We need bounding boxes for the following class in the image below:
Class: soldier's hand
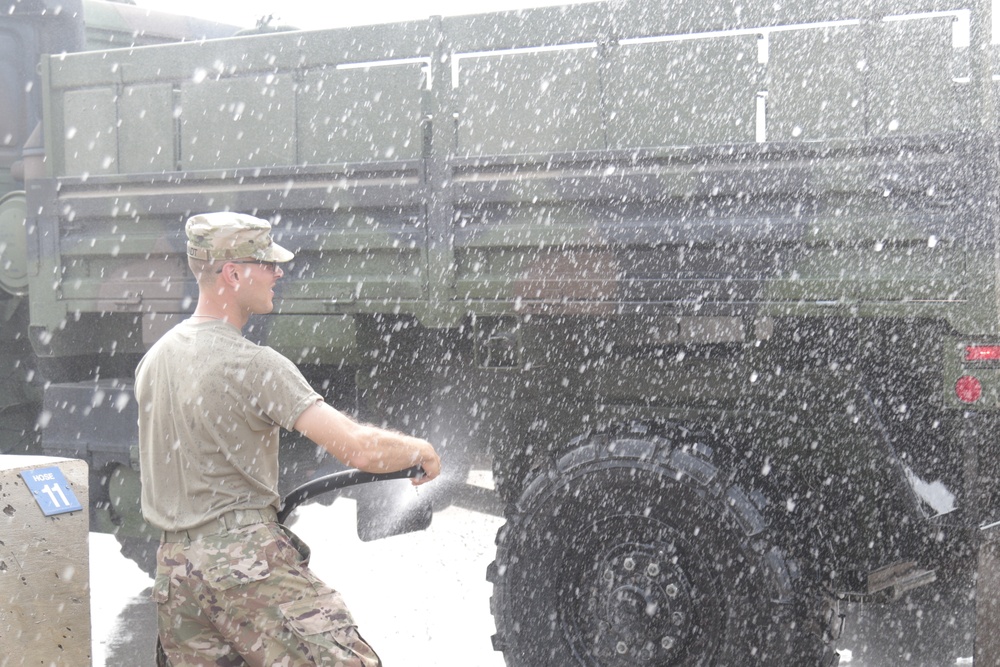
[413,442,441,485]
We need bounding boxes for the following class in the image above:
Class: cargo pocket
[279,592,381,667]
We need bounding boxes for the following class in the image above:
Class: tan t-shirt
[135,319,321,531]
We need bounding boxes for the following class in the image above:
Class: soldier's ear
[217,262,241,287]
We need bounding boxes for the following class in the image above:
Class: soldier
[136,211,441,666]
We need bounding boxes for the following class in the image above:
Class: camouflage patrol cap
[185,212,294,262]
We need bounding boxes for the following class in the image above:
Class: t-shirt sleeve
[245,347,322,430]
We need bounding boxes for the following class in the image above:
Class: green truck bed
[25,1,995,363]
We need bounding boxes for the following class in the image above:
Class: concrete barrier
[0,456,90,667]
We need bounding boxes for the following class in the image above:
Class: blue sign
[20,466,83,516]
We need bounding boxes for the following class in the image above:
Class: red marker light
[965,346,1000,362]
[956,375,982,403]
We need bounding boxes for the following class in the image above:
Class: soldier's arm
[293,400,441,485]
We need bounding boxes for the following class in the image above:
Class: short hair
[187,255,220,285]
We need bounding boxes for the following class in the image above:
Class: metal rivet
[672,611,685,625]
[623,557,636,571]
[665,583,679,598]
[646,563,660,577]
[616,642,628,654]
[661,636,676,650]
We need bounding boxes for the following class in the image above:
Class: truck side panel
[31,6,987,346]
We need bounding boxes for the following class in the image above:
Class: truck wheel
[108,464,158,578]
[116,534,158,579]
[488,435,840,666]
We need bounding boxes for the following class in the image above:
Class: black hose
[278,465,424,523]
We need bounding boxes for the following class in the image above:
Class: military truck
[1,1,237,448]
[5,0,1000,664]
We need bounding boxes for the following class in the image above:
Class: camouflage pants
[153,521,382,667]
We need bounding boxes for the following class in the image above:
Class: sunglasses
[216,260,280,273]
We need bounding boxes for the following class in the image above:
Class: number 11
[42,483,70,508]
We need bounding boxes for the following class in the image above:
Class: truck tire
[108,464,158,578]
[116,534,158,579]
[488,434,840,666]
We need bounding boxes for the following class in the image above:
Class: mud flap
[976,524,1000,661]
